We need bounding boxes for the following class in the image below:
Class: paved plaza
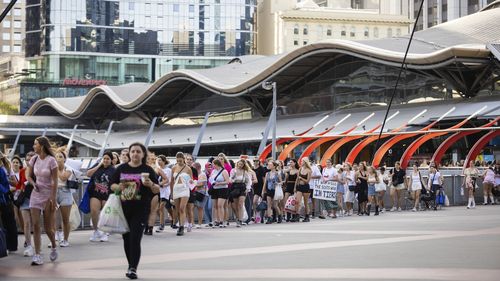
[1,206,500,281]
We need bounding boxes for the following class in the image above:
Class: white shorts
[345,190,355,203]
[173,184,190,199]
[411,183,422,191]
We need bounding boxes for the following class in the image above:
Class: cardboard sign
[313,181,337,201]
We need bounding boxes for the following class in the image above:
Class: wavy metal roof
[26,7,500,120]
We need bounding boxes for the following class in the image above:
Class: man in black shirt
[390,161,406,212]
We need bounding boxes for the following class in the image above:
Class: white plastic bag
[69,200,81,231]
[242,208,248,222]
[444,194,450,207]
[274,184,284,201]
[98,194,130,234]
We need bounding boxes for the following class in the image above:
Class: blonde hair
[236,159,251,172]
[217,153,229,164]
[301,158,312,170]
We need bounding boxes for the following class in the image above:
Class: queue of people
[1,136,499,279]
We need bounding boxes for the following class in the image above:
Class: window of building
[317,25,323,38]
[303,40,308,45]
[2,45,10,52]
[13,32,21,40]
[14,21,21,28]
[145,3,151,12]
[326,27,332,36]
[294,25,299,35]
[173,3,180,12]
[294,40,299,46]
[189,4,195,13]
[13,45,21,52]
[396,28,402,36]
[364,27,369,38]
[303,25,308,35]
[350,26,356,37]
[14,8,21,16]
[3,20,10,28]
[387,28,393,37]
[341,26,346,37]
[129,2,134,10]
[2,33,10,40]
[373,27,379,38]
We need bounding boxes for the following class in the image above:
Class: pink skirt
[29,186,53,210]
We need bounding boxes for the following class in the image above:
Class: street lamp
[262,81,277,160]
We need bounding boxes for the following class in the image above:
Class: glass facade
[24,0,257,83]
[277,56,454,116]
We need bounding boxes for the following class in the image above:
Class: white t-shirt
[309,165,322,189]
[428,171,441,186]
[346,170,356,186]
[321,167,337,182]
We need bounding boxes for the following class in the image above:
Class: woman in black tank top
[284,159,299,222]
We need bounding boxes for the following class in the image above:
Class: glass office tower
[21,0,256,113]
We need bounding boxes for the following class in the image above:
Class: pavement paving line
[54,227,500,270]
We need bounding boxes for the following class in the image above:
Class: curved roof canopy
[26,7,500,122]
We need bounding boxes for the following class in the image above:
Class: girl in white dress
[170,152,193,236]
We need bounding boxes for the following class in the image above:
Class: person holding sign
[291,158,312,222]
[319,159,338,218]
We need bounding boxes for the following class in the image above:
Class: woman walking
[375,167,388,213]
[252,159,266,223]
[170,152,193,236]
[26,136,58,265]
[229,159,252,227]
[209,159,230,228]
[155,155,172,232]
[10,156,24,237]
[110,142,160,279]
[15,152,35,256]
[86,151,116,242]
[428,165,444,210]
[262,160,283,224]
[344,163,356,216]
[53,150,76,247]
[292,158,312,222]
[406,164,425,212]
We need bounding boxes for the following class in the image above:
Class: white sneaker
[411,208,417,212]
[381,208,386,213]
[49,249,58,262]
[89,230,100,242]
[31,254,43,265]
[390,207,397,212]
[196,224,202,229]
[24,245,34,257]
[59,240,70,247]
[55,231,64,242]
[99,232,109,242]
[187,224,192,232]
[397,207,402,212]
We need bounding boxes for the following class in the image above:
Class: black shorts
[253,184,263,197]
[296,184,310,193]
[266,189,276,199]
[89,188,110,201]
[230,183,246,198]
[188,191,196,204]
[211,188,229,200]
[285,183,295,194]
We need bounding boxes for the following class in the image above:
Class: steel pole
[9,130,21,159]
[98,121,115,158]
[272,82,277,160]
[192,112,210,160]
[144,117,158,150]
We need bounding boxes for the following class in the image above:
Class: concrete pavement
[1,206,499,280]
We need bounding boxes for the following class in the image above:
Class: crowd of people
[1,136,499,279]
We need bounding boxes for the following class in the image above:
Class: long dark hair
[12,155,24,169]
[128,142,148,165]
[35,136,55,157]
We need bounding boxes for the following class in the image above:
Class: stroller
[420,188,436,210]
[422,185,446,210]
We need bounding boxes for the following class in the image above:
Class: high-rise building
[411,0,497,30]
[257,0,411,56]
[20,0,257,113]
[0,0,26,111]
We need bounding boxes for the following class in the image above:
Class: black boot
[265,217,273,224]
[176,226,184,236]
[291,214,299,222]
[286,213,291,222]
[278,215,283,223]
[144,226,153,235]
[366,204,371,216]
[375,205,379,216]
[303,215,310,222]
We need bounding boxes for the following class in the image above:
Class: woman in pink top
[482,166,496,205]
[218,153,232,227]
[26,136,58,265]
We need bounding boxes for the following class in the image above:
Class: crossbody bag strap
[174,165,187,183]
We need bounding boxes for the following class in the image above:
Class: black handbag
[14,184,33,207]
[195,191,205,202]
[66,170,79,189]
